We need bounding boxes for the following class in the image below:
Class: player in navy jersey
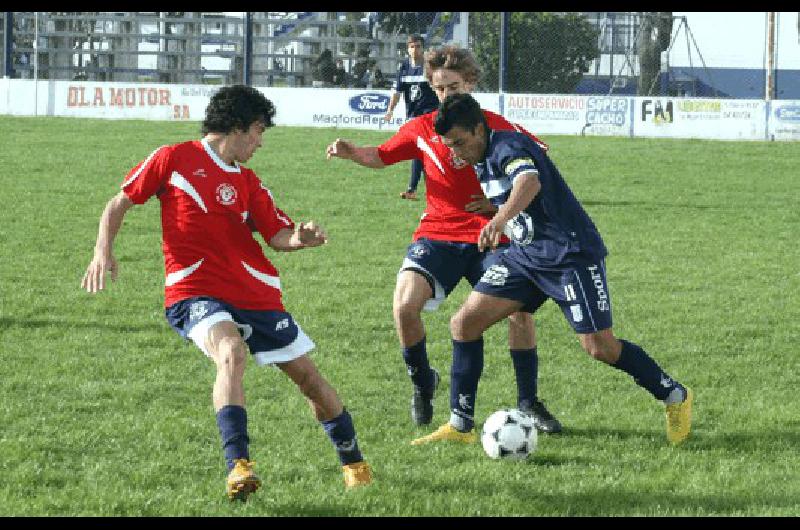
[383,34,440,201]
[327,46,562,438]
[81,85,372,501]
[411,93,693,447]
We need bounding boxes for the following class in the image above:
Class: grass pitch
[0,115,798,516]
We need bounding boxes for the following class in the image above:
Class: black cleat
[411,368,440,426]
[519,399,563,434]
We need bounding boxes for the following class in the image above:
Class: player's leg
[394,239,467,425]
[277,355,372,488]
[165,297,260,501]
[477,249,562,433]
[412,290,523,445]
[507,311,563,433]
[555,258,692,444]
[400,158,422,200]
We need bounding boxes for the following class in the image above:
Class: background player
[412,93,693,446]
[327,45,562,437]
[81,85,372,501]
[383,34,440,200]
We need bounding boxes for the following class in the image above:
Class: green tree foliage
[470,12,599,93]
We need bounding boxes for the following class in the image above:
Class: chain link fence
[1,12,798,99]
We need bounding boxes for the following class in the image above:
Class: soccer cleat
[226,459,262,502]
[342,461,373,489]
[411,368,440,426]
[400,190,419,200]
[519,399,563,434]
[410,422,477,446]
[665,386,693,444]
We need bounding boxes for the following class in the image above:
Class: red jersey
[121,139,294,310]
[377,110,548,243]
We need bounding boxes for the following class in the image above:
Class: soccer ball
[481,408,538,460]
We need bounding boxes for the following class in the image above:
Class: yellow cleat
[342,461,372,489]
[410,422,477,446]
[665,387,694,444]
[226,459,262,502]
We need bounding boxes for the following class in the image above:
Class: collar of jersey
[200,138,241,173]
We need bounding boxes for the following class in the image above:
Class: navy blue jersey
[474,130,607,264]
[393,59,439,118]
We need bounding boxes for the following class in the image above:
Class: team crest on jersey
[215,183,237,205]
[449,150,468,169]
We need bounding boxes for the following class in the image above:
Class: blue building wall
[576,67,800,99]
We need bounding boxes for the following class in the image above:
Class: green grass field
[1,115,798,516]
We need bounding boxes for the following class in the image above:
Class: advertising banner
[632,97,766,140]
[768,100,800,141]
[503,94,589,135]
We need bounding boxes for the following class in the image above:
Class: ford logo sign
[776,105,800,122]
[349,93,390,114]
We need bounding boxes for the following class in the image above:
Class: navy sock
[408,159,423,191]
[449,338,485,432]
[321,409,364,466]
[216,405,250,471]
[510,348,539,407]
[612,339,681,401]
[402,337,434,391]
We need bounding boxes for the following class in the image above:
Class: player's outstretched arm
[81,191,135,293]
[325,138,386,169]
[268,222,328,252]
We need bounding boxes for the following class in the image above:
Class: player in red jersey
[81,85,371,501]
[326,46,562,437]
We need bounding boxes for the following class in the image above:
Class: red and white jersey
[121,139,294,310]
[377,110,548,243]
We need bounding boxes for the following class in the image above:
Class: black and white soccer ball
[481,408,538,460]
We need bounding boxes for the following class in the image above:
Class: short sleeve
[246,172,295,243]
[121,145,172,204]
[377,120,420,165]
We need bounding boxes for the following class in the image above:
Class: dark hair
[202,85,276,135]
[408,33,424,46]
[434,93,487,136]
[424,45,481,85]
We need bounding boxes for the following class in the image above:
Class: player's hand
[326,138,354,160]
[81,252,118,293]
[478,219,505,252]
[296,221,328,248]
[465,194,497,215]
[383,111,393,122]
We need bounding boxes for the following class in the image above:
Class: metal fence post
[244,12,253,86]
[499,12,509,93]
[3,12,13,78]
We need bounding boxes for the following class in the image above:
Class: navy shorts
[399,238,506,311]
[165,296,314,366]
[474,250,613,334]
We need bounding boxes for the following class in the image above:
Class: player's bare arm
[81,191,135,293]
[325,139,386,169]
[268,222,328,251]
[464,194,498,215]
[383,92,401,121]
[478,171,541,251]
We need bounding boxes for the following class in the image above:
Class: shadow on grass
[0,317,163,334]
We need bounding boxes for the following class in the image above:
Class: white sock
[663,386,686,405]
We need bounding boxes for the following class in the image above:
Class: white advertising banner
[503,94,589,135]
[767,100,800,141]
[632,97,767,140]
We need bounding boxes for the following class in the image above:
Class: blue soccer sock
[449,338,485,432]
[612,339,683,401]
[510,347,539,408]
[216,405,250,471]
[321,409,364,466]
[402,336,435,391]
[408,158,423,191]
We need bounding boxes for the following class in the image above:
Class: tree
[637,12,673,96]
[470,12,599,93]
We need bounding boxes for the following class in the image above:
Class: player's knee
[215,336,248,370]
[450,309,480,340]
[582,341,615,363]
[393,297,422,324]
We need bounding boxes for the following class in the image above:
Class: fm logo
[641,99,673,124]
